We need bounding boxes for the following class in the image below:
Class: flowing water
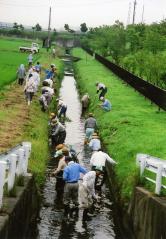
[36,62,123,239]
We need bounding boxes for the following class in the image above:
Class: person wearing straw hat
[63,156,87,218]
[84,113,97,144]
[89,133,101,152]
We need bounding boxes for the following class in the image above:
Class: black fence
[84,48,166,111]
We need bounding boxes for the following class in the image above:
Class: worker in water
[84,113,97,144]
[63,156,87,218]
[57,99,67,119]
[50,119,66,149]
[81,93,90,114]
[96,82,107,100]
[79,169,101,221]
[89,133,101,153]
[90,149,117,190]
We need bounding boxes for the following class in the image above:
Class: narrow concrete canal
[36,59,122,239]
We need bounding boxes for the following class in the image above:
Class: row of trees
[64,23,88,33]
[81,20,166,89]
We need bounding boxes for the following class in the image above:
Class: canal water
[36,61,122,239]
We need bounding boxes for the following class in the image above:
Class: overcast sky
[0,0,165,30]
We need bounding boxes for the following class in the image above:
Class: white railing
[136,153,166,195]
[0,142,31,209]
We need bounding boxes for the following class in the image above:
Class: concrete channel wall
[106,161,166,239]
[0,175,40,239]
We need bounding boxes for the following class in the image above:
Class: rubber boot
[82,209,91,221]
[64,205,70,218]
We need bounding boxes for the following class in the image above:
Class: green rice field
[0,37,40,87]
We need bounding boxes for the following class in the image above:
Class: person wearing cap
[35,62,41,73]
[81,93,90,114]
[27,53,33,67]
[63,157,87,217]
[89,133,101,152]
[90,149,116,172]
[57,99,67,118]
[98,97,111,112]
[84,113,97,144]
[96,82,107,100]
[50,119,66,148]
[79,170,101,221]
[52,151,69,199]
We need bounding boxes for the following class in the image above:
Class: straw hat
[88,112,93,117]
[92,133,99,139]
[55,144,64,150]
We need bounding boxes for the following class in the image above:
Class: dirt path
[0,83,30,152]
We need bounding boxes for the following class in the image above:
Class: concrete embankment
[0,175,40,239]
[128,187,166,239]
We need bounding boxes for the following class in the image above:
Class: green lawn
[0,38,40,87]
[73,48,166,201]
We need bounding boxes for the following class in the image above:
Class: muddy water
[36,70,120,239]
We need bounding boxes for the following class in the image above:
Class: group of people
[50,100,115,222]
[17,53,115,222]
[51,138,116,221]
[17,59,41,105]
[81,82,112,114]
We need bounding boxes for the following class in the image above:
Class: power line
[132,0,137,24]
[127,2,131,25]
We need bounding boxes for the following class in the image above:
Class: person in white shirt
[79,170,101,221]
[89,133,101,152]
[90,150,116,171]
[32,67,40,92]
[96,82,107,100]
[43,78,53,88]
[24,74,36,106]
[57,99,67,118]
[90,150,117,188]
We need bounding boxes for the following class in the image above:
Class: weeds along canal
[36,58,122,239]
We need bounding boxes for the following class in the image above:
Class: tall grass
[73,48,166,201]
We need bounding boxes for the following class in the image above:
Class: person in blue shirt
[63,156,87,217]
[35,62,41,73]
[99,97,112,111]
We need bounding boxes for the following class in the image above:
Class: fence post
[8,154,17,191]
[140,155,146,176]
[23,143,31,175]
[0,161,7,209]
[17,148,25,176]
[155,164,163,195]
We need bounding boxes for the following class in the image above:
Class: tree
[35,23,42,31]
[13,22,19,29]
[64,24,70,32]
[80,23,88,33]
[19,24,24,31]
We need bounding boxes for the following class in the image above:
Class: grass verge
[73,48,166,203]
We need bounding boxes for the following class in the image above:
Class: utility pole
[127,2,131,26]
[132,0,137,25]
[47,6,51,51]
[141,5,144,24]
